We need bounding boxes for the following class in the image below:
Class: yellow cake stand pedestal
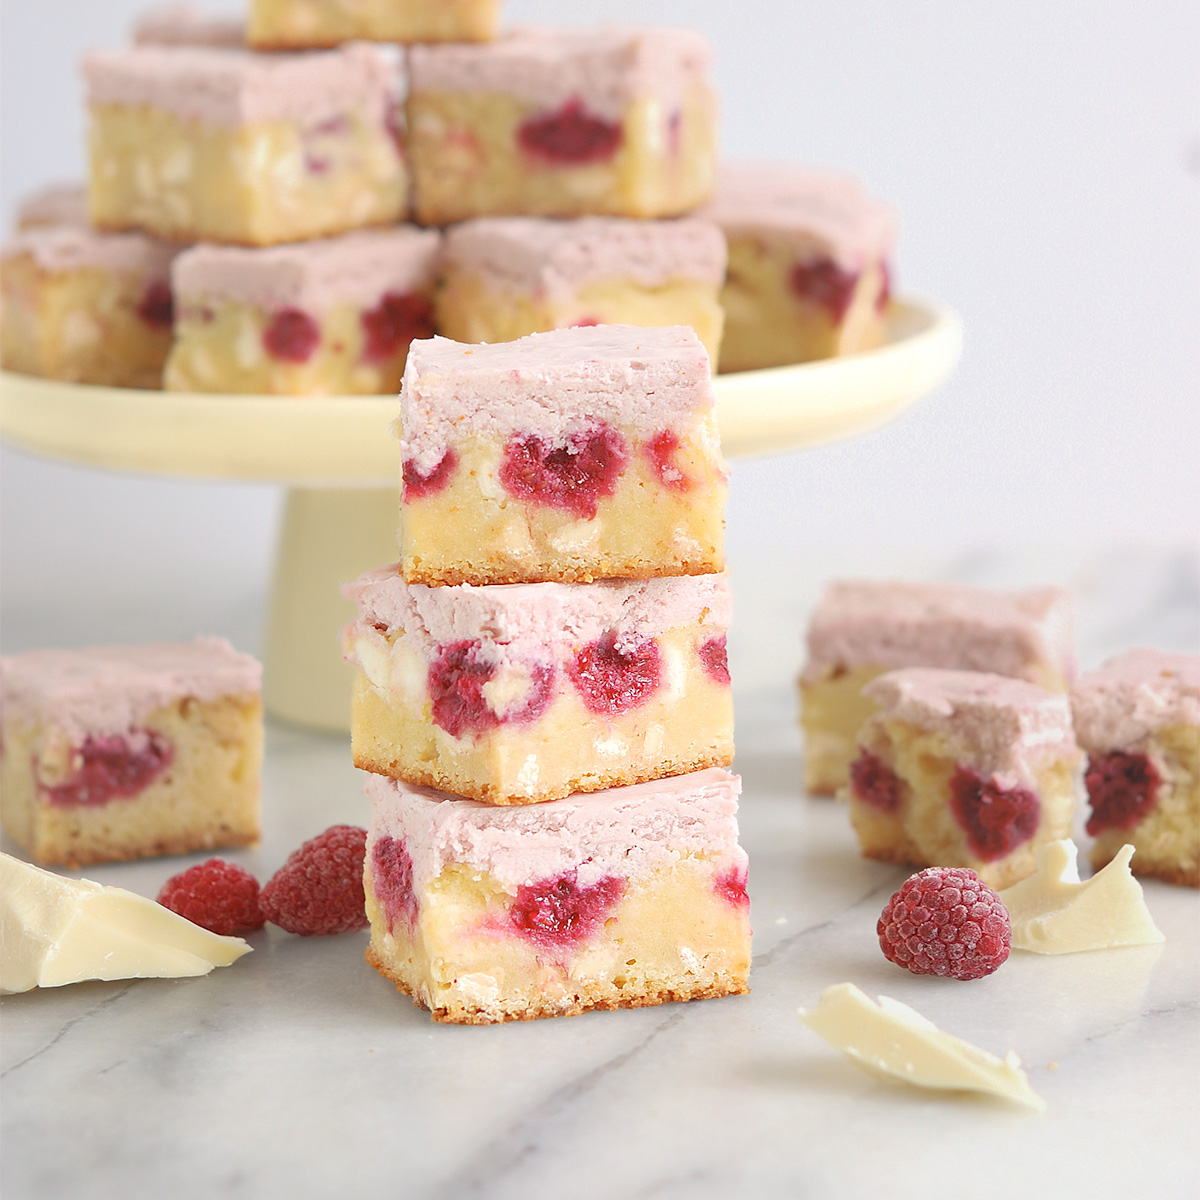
[1,296,961,731]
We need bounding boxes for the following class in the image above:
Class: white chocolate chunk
[798,982,1045,1112]
[0,853,250,994]
[998,840,1164,954]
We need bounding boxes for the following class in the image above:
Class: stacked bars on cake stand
[343,325,751,1023]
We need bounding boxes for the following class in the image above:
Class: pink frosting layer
[702,162,896,270]
[1071,648,1200,751]
[2,225,180,277]
[367,767,743,892]
[1,638,261,743]
[442,216,726,299]
[343,565,731,663]
[16,183,90,230]
[133,5,247,47]
[398,325,715,471]
[865,668,1078,789]
[408,26,711,119]
[172,227,441,312]
[803,580,1075,684]
[81,43,392,127]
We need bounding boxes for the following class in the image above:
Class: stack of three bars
[342,323,751,1023]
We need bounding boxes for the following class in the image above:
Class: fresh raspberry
[136,280,174,329]
[498,425,627,518]
[568,630,662,716]
[45,731,174,808]
[157,859,264,936]
[508,871,624,949]
[698,636,731,686]
[877,866,1011,981]
[1085,751,1160,835]
[360,290,434,363]
[644,429,693,492]
[849,749,905,813]
[402,448,457,499]
[262,307,321,363]
[260,825,368,936]
[516,97,623,165]
[789,257,859,322]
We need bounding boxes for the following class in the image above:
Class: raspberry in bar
[436,215,727,367]
[164,227,439,395]
[248,0,499,48]
[132,4,247,47]
[1072,648,1199,887]
[0,640,263,868]
[799,580,1074,796]
[15,183,91,231]
[1,225,180,388]
[83,44,406,246]
[363,767,751,1023]
[343,567,733,804]
[841,668,1079,890]
[407,28,717,225]
[397,325,726,586]
[703,163,895,372]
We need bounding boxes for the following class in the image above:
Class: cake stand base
[263,487,396,732]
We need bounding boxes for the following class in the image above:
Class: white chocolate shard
[998,840,1164,954]
[0,852,250,994]
[798,982,1045,1112]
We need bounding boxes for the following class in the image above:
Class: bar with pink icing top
[842,668,1079,889]
[407,27,718,224]
[799,579,1075,796]
[133,4,247,47]
[164,226,439,394]
[83,44,407,246]
[436,215,727,366]
[363,766,751,1023]
[703,163,896,371]
[343,565,733,804]
[0,639,263,868]
[1072,648,1199,887]
[1,224,181,387]
[397,324,726,586]
[15,183,91,231]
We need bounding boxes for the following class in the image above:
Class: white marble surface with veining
[2,544,1198,1200]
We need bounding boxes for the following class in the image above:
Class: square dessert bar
[703,164,895,372]
[165,227,440,395]
[83,44,406,246]
[344,567,733,804]
[16,183,91,231]
[133,5,247,47]
[436,216,727,367]
[248,0,499,48]
[1,226,179,388]
[800,580,1075,796]
[397,325,726,586]
[363,767,751,1024]
[842,669,1078,889]
[1073,648,1199,887]
[0,639,263,868]
[407,28,717,225]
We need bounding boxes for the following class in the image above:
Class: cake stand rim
[0,294,961,484]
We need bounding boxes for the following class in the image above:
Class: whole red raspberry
[259,825,368,936]
[157,859,264,936]
[877,867,1011,981]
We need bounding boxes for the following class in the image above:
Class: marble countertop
[3,545,1198,1199]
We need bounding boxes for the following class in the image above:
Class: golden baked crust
[367,946,750,1024]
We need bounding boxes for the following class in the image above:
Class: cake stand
[0,295,961,730]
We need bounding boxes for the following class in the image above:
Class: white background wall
[2,1,1197,652]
